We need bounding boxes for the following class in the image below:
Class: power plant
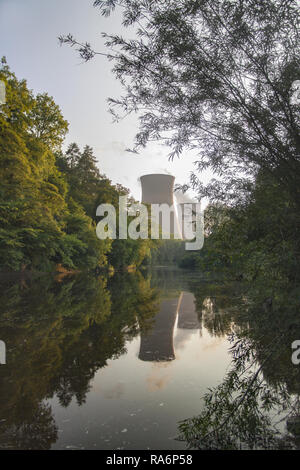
[140,173,182,238]
[137,174,202,362]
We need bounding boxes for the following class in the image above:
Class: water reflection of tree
[187,280,243,337]
[0,403,57,450]
[179,279,300,450]
[0,272,159,449]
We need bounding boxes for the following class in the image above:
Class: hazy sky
[0,0,212,200]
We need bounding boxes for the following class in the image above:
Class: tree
[64,142,81,169]
[28,93,68,150]
[0,61,109,271]
[57,142,123,218]
[60,0,300,204]
[56,142,154,269]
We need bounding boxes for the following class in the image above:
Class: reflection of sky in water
[49,287,232,450]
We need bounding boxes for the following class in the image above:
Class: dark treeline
[0,59,155,273]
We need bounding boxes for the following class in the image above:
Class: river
[0,267,299,449]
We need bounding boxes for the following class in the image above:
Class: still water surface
[0,267,299,449]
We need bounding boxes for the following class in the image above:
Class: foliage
[61,0,300,204]
[0,60,152,272]
[150,239,186,266]
[59,0,300,278]
[180,170,300,283]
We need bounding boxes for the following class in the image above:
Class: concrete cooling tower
[140,174,175,205]
[140,174,181,237]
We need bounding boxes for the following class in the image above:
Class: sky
[0,0,212,201]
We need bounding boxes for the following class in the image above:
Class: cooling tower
[140,174,181,237]
[175,190,198,240]
[141,174,175,205]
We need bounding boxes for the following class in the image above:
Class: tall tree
[65,142,81,169]
[28,93,68,150]
[60,0,300,204]
[0,61,110,271]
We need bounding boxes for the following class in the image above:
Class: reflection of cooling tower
[140,174,181,237]
[177,292,201,329]
[139,294,182,362]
